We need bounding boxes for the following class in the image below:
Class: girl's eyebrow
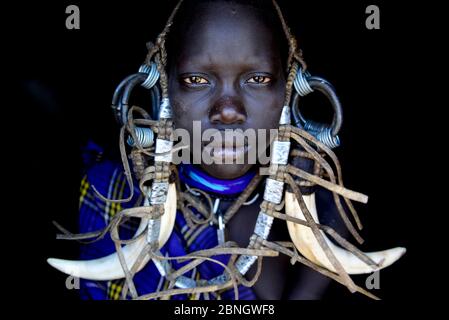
[177,54,280,72]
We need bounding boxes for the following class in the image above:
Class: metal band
[155,139,173,163]
[150,181,169,205]
[235,254,258,275]
[263,178,284,204]
[271,141,291,165]
[127,127,154,148]
[146,218,161,243]
[139,62,160,89]
[293,68,313,96]
[207,274,229,286]
[279,105,291,125]
[315,127,340,149]
[174,276,197,289]
[158,98,173,119]
[254,211,274,239]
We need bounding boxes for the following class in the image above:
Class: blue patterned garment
[78,143,257,300]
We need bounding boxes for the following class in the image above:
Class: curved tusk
[47,183,177,281]
[285,191,406,274]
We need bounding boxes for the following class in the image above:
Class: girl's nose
[209,96,247,125]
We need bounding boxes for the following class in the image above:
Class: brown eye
[247,76,272,84]
[182,76,209,85]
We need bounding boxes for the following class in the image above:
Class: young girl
[48,0,405,300]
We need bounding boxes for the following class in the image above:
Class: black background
[6,0,428,307]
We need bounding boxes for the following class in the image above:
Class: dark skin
[169,2,331,299]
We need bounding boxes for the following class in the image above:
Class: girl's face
[169,2,286,179]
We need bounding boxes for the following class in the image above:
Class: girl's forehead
[180,2,276,39]
[177,4,278,55]
[192,1,264,19]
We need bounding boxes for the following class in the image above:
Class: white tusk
[285,191,406,274]
[47,183,177,281]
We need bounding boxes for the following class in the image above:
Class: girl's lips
[201,130,252,162]
[201,135,247,148]
[203,144,250,163]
